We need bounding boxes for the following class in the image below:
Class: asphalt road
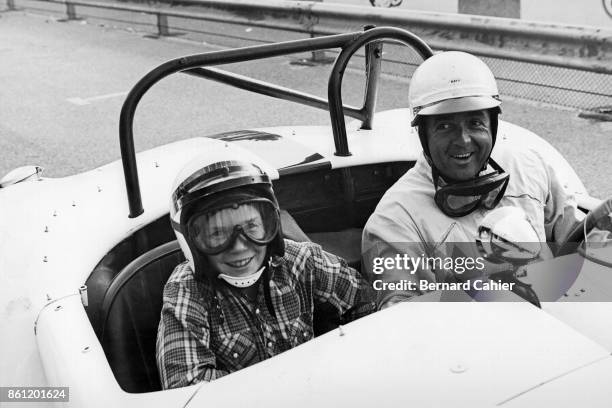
[1,9,611,198]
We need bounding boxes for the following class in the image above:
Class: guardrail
[6,0,612,114]
[10,0,611,73]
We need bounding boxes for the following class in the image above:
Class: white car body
[2,109,611,407]
[1,26,611,407]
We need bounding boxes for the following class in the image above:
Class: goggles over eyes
[434,159,509,218]
[187,198,280,255]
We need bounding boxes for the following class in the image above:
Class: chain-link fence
[358,42,612,115]
[485,57,612,114]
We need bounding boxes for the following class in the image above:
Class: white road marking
[67,91,128,105]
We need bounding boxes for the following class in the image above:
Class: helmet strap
[218,265,265,288]
[215,258,278,320]
[262,262,277,319]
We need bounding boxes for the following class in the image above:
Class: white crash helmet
[409,51,501,126]
[170,156,284,280]
[477,206,541,264]
[409,51,507,217]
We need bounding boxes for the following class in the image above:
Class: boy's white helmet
[170,156,283,279]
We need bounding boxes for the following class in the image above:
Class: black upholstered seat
[99,240,184,393]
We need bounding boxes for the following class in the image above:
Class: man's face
[200,204,267,277]
[424,110,493,181]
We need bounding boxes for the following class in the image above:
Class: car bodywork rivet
[44,226,49,233]
[72,201,76,207]
[154,162,159,168]
[54,305,62,311]
[97,186,102,192]
[338,325,345,336]
[82,346,90,353]
[43,256,48,263]
[450,364,467,373]
[52,210,57,217]
[46,294,52,301]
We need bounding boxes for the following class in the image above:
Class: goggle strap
[173,174,271,213]
[190,197,277,221]
[171,218,184,233]
[441,173,509,197]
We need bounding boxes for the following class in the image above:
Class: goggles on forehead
[186,198,280,255]
[434,159,509,218]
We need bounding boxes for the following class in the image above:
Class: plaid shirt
[156,239,374,389]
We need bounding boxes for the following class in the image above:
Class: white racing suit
[362,143,584,307]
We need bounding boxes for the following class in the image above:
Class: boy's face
[199,204,267,277]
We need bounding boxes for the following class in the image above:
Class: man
[157,157,374,389]
[362,51,585,307]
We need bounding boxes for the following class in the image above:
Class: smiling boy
[156,158,374,389]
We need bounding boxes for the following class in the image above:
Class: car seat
[99,240,184,393]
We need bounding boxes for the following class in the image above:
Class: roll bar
[119,27,433,217]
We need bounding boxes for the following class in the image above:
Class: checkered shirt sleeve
[156,263,229,389]
[284,240,375,321]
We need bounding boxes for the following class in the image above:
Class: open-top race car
[1,27,612,407]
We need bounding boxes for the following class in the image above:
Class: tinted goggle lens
[481,179,508,209]
[443,194,481,213]
[188,200,279,254]
[435,173,509,217]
